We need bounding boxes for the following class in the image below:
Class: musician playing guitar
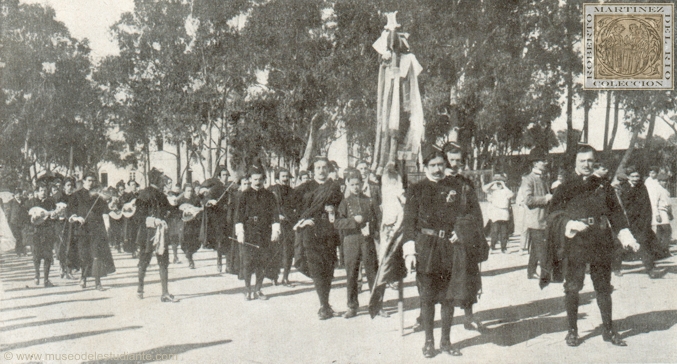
[202,166,233,274]
[55,177,79,280]
[107,180,126,253]
[28,183,58,287]
[120,180,140,257]
[177,184,201,269]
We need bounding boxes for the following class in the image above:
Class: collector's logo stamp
[584,3,673,89]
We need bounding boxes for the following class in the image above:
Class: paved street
[1,236,676,364]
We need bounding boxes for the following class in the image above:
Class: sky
[18,0,676,154]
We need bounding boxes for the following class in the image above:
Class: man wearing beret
[543,145,640,347]
[235,165,281,300]
[521,147,552,280]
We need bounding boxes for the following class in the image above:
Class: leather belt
[577,216,609,229]
[420,228,449,239]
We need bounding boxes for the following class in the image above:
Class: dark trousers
[281,226,295,280]
[564,257,614,331]
[490,220,509,250]
[655,224,673,251]
[138,249,170,295]
[343,235,377,309]
[526,228,546,276]
[298,226,336,308]
[10,223,24,254]
[417,272,455,343]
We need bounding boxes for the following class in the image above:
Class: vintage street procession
[1,1,676,363]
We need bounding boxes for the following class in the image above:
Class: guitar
[108,197,123,220]
[179,203,203,222]
[121,198,137,218]
[29,203,67,225]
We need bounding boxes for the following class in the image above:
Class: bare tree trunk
[68,145,74,176]
[603,91,611,151]
[583,99,590,144]
[615,122,643,176]
[207,110,213,177]
[564,2,575,158]
[175,142,181,187]
[645,112,657,146]
[607,95,620,152]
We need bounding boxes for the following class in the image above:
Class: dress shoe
[189,261,196,269]
[34,278,40,286]
[96,284,105,291]
[379,309,390,318]
[161,294,179,303]
[273,279,279,286]
[565,329,580,347]
[80,279,87,289]
[412,318,423,332]
[464,320,486,332]
[137,292,144,299]
[282,279,294,287]
[439,341,461,356]
[244,291,253,301]
[254,291,268,300]
[173,256,181,264]
[422,340,436,358]
[648,268,666,279]
[344,308,357,319]
[613,270,623,277]
[318,306,333,320]
[44,280,54,288]
[602,329,627,346]
[60,271,65,279]
[216,263,222,273]
[527,273,538,280]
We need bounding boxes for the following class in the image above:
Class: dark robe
[120,191,139,253]
[56,192,79,270]
[69,189,115,277]
[134,186,171,255]
[618,180,668,263]
[177,194,202,255]
[235,187,279,277]
[27,197,57,261]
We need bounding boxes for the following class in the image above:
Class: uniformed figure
[28,183,57,287]
[177,184,201,268]
[268,168,297,286]
[107,180,126,253]
[442,142,488,332]
[56,177,79,279]
[293,156,343,320]
[544,145,640,347]
[235,165,280,300]
[203,166,233,273]
[521,148,552,280]
[68,174,116,290]
[615,166,665,278]
[402,147,464,358]
[135,168,177,302]
[334,169,378,319]
[121,180,140,257]
[5,187,28,256]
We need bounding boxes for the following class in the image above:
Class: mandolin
[179,203,204,222]
[121,198,137,218]
[29,203,67,225]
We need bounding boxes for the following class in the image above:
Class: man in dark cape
[177,184,201,268]
[28,183,57,287]
[293,156,343,320]
[121,180,140,257]
[68,174,115,291]
[268,168,297,286]
[235,165,280,300]
[134,168,177,302]
[202,166,233,273]
[56,177,79,279]
[541,145,640,347]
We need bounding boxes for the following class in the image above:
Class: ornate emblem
[445,190,457,203]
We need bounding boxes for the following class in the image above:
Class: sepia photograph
[0,0,676,363]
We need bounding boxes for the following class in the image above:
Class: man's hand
[271,223,281,242]
[354,215,364,224]
[618,228,640,252]
[656,215,662,224]
[545,194,553,202]
[235,223,244,243]
[205,199,217,207]
[69,215,85,224]
[565,220,589,238]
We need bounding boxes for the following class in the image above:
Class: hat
[528,147,548,161]
[421,143,445,165]
[115,180,126,189]
[657,172,669,181]
[248,164,265,177]
[492,174,506,182]
[623,165,638,175]
[200,178,221,190]
[148,168,165,187]
[442,141,462,154]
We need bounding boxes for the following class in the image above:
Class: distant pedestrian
[521,148,552,279]
[483,174,514,252]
